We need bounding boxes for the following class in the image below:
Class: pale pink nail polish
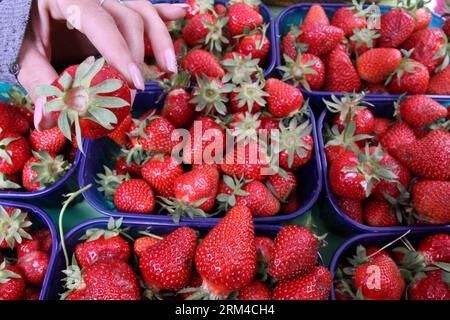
[34,97,44,132]
[165,49,178,74]
[131,89,136,105]
[128,63,145,90]
[173,3,191,10]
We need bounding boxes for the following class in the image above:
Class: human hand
[17,0,188,130]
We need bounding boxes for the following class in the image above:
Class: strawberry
[363,198,399,227]
[16,251,49,286]
[22,151,71,192]
[379,8,415,48]
[349,27,380,56]
[74,219,130,269]
[417,234,450,264]
[64,259,140,300]
[366,83,390,94]
[0,172,21,190]
[281,29,302,61]
[226,3,263,36]
[179,272,203,300]
[182,49,225,80]
[414,8,432,31]
[17,238,41,258]
[141,155,183,198]
[139,227,197,291]
[354,254,405,300]
[337,197,363,224]
[379,121,416,156]
[427,65,450,95]
[185,0,214,19]
[229,81,268,113]
[190,75,233,116]
[238,281,271,300]
[0,101,30,135]
[133,235,161,259]
[236,26,270,62]
[0,207,31,249]
[36,57,131,152]
[32,229,52,254]
[29,127,66,154]
[324,47,361,92]
[266,171,297,202]
[411,179,450,224]
[264,78,303,117]
[222,52,261,85]
[444,19,450,38]
[304,4,330,25]
[282,192,301,214]
[1,87,34,126]
[356,48,402,84]
[329,145,398,200]
[331,6,367,37]
[161,89,195,129]
[0,262,25,300]
[255,236,274,264]
[269,226,318,280]
[409,270,450,300]
[114,156,142,178]
[214,3,226,16]
[298,22,345,56]
[279,53,325,91]
[107,113,132,146]
[398,95,448,127]
[387,55,429,94]
[182,13,216,47]
[273,266,332,300]
[173,38,187,57]
[114,179,155,214]
[195,205,256,298]
[0,132,31,175]
[395,130,450,180]
[142,64,165,82]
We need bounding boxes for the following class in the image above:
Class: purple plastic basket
[78,89,322,224]
[45,217,284,300]
[329,227,450,300]
[0,200,58,300]
[317,99,450,235]
[0,150,82,207]
[275,3,449,113]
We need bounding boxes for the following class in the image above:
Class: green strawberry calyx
[228,111,262,144]
[157,196,211,224]
[60,255,85,300]
[29,151,72,189]
[142,64,165,82]
[433,33,450,73]
[222,53,262,85]
[96,165,128,201]
[202,15,230,54]
[0,260,21,284]
[0,132,19,165]
[0,173,21,190]
[0,206,32,249]
[216,174,251,212]
[279,53,319,91]
[231,80,268,113]
[325,121,373,153]
[191,74,233,116]
[35,56,130,153]
[385,49,423,85]
[324,92,374,125]
[349,27,380,52]
[1,86,33,114]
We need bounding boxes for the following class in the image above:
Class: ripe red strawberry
[36,57,131,151]
[231,179,280,217]
[22,152,71,192]
[195,205,256,298]
[337,197,363,224]
[64,259,140,300]
[181,49,225,80]
[379,121,416,156]
[0,132,31,175]
[349,27,380,56]
[364,198,399,227]
[331,6,367,37]
[139,227,197,291]
[417,234,450,264]
[379,8,415,48]
[409,270,450,300]
[114,179,155,214]
[24,287,41,300]
[398,95,448,127]
[280,53,325,91]
[179,272,203,300]
[387,57,429,94]
[141,155,183,198]
[133,236,161,259]
[354,254,405,300]
[161,89,195,129]
[366,83,390,94]
[427,65,450,95]
[273,266,332,300]
[414,8,432,31]
[75,222,130,269]
[266,171,297,202]
[304,4,330,25]
[17,238,41,258]
[229,82,267,113]
[281,29,301,61]
[324,47,361,92]
[298,22,345,56]
[29,127,66,154]
[2,87,34,126]
[0,207,31,249]
[114,156,141,178]
[444,19,450,38]
[238,281,271,300]
[269,226,318,280]
[0,101,30,135]
[214,3,226,16]
[182,13,216,47]
[173,38,187,57]
[185,0,214,19]
[16,251,49,286]
[227,3,263,36]
[32,229,52,254]
[0,262,25,300]
[236,29,270,62]
[411,179,450,224]
[332,108,375,139]
[356,48,402,84]
[264,78,303,117]
[255,236,274,263]
[107,113,132,146]
[395,130,450,180]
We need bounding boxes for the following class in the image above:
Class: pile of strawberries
[323,93,449,227]
[0,87,76,193]
[60,207,330,300]
[280,1,450,95]
[0,205,52,300]
[334,233,450,300]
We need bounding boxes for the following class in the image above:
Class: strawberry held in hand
[35,57,131,152]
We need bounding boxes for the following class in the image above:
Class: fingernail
[165,49,178,74]
[130,89,137,105]
[34,97,56,132]
[128,63,145,90]
[173,3,191,10]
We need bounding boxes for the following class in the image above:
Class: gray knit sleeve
[0,0,33,85]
